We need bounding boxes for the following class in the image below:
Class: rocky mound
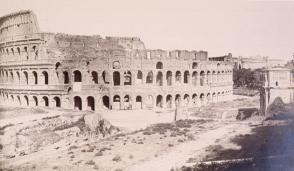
[0,112,119,158]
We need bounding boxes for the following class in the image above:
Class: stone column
[132,71,136,86]
[162,71,166,87]
[197,74,201,87]
[82,96,88,111]
[181,70,184,85]
[120,71,124,86]
[153,70,156,86]
[171,72,174,86]
[189,71,193,87]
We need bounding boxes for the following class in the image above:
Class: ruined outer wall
[0,10,234,111]
[260,69,294,117]
[0,10,40,41]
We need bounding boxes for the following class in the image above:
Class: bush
[95,151,103,156]
[42,115,60,120]
[112,155,122,162]
[85,160,95,165]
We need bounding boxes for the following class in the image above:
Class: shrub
[42,115,60,120]
[85,160,95,165]
[95,151,103,156]
[112,155,122,162]
[68,145,78,150]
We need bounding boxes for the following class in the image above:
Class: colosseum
[0,10,233,111]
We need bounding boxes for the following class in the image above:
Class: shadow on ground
[182,104,294,171]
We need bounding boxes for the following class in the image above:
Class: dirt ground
[181,103,294,171]
[0,95,261,171]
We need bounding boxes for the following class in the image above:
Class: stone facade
[259,67,294,116]
[0,10,233,111]
[233,56,286,70]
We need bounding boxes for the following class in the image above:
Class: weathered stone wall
[0,10,234,112]
[260,68,294,117]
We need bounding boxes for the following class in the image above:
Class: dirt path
[126,122,252,171]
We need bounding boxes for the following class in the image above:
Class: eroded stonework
[0,10,233,111]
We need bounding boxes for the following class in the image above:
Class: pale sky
[1,0,294,60]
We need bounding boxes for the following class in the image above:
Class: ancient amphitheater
[0,10,233,111]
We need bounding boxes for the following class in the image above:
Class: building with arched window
[0,10,233,111]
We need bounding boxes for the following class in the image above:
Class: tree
[233,68,258,89]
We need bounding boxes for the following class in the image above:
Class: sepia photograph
[1,0,294,170]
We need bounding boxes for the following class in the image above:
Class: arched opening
[175,71,181,84]
[102,96,110,109]
[192,62,198,69]
[91,71,98,84]
[200,71,205,86]
[192,94,197,105]
[113,95,121,110]
[124,71,132,85]
[10,95,14,103]
[42,96,49,107]
[87,96,95,111]
[217,92,221,102]
[32,71,38,84]
[200,93,205,106]
[192,71,197,86]
[156,62,163,69]
[16,72,20,84]
[156,71,163,86]
[124,95,131,110]
[212,71,216,85]
[137,70,143,84]
[10,72,13,83]
[166,71,172,86]
[276,81,279,86]
[184,94,190,106]
[166,94,172,108]
[24,95,29,106]
[17,47,20,55]
[207,71,211,85]
[33,96,38,106]
[146,71,153,84]
[135,96,142,109]
[113,71,120,86]
[63,71,69,84]
[54,96,61,107]
[156,95,163,108]
[42,71,48,85]
[184,71,190,84]
[217,71,221,82]
[212,93,217,103]
[102,71,109,84]
[207,93,211,103]
[5,71,8,82]
[74,96,82,110]
[17,96,21,105]
[175,94,181,107]
[73,70,82,82]
[23,71,29,84]
[221,71,225,82]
